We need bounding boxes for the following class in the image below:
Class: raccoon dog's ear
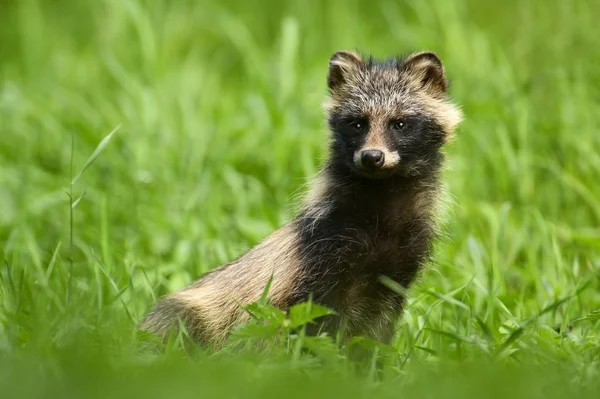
[327,51,364,92]
[401,51,448,98]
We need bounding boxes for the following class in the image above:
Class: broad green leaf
[244,302,286,326]
[288,302,335,329]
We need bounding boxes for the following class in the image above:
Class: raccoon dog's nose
[361,150,385,169]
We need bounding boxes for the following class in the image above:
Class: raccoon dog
[141,50,463,348]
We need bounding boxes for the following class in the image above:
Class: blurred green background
[1,0,599,397]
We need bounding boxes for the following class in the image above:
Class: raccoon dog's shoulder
[140,49,463,348]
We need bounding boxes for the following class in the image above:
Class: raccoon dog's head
[325,50,462,178]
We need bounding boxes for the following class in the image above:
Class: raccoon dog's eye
[348,119,367,132]
[391,120,407,132]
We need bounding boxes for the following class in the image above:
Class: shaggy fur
[140,50,463,348]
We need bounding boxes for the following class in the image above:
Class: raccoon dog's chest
[294,201,432,340]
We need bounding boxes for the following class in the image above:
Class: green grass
[1,0,599,397]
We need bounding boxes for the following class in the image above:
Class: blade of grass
[71,124,121,185]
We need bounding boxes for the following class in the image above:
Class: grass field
[1,0,599,397]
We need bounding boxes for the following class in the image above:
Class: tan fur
[302,172,331,212]
[143,224,302,346]
[329,51,363,72]
[300,172,335,232]
[415,92,463,139]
